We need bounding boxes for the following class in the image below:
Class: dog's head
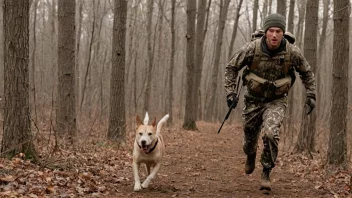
[135,115,157,153]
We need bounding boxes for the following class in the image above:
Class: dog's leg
[144,164,151,175]
[142,163,161,188]
[133,162,142,191]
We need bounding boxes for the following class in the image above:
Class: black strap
[137,138,159,154]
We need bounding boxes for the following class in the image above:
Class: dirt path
[115,122,329,198]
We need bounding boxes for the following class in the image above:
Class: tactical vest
[244,38,295,98]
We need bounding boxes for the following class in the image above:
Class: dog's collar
[138,138,159,154]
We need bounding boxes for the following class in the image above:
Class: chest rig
[244,38,294,98]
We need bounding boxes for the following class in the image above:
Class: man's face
[265,27,284,50]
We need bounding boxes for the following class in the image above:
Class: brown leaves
[0,140,132,197]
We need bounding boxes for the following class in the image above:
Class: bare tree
[204,0,231,121]
[183,0,197,130]
[168,0,176,126]
[294,0,318,155]
[228,0,243,59]
[327,0,349,166]
[1,0,37,159]
[252,0,258,32]
[193,0,209,121]
[283,0,295,147]
[30,0,39,123]
[287,0,295,33]
[276,0,286,17]
[57,0,77,146]
[295,0,306,48]
[317,0,330,121]
[144,0,154,114]
[107,0,128,143]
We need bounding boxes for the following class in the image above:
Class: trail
[116,122,328,198]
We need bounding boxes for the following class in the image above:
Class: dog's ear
[151,117,156,127]
[136,115,143,126]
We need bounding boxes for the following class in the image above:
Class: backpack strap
[249,39,262,71]
[250,38,291,75]
[283,41,291,75]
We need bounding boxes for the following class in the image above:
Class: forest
[0,0,351,197]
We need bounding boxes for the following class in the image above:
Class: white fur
[156,114,169,137]
[143,112,149,125]
[133,113,169,191]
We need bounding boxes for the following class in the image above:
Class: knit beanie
[263,13,286,33]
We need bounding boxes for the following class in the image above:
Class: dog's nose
[141,140,146,146]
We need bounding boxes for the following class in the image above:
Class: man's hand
[227,93,239,109]
[305,96,316,115]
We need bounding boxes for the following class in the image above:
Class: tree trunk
[30,0,39,123]
[252,0,258,32]
[168,0,176,126]
[287,0,295,33]
[57,0,77,146]
[228,0,243,60]
[107,0,127,144]
[204,0,230,122]
[75,0,83,116]
[144,0,154,114]
[1,0,37,160]
[182,0,197,130]
[317,0,330,123]
[328,0,349,166]
[283,0,295,145]
[193,0,208,121]
[276,0,286,17]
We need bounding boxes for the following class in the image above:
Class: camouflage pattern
[225,36,316,170]
[225,37,316,99]
[242,94,287,169]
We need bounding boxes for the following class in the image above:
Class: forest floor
[0,121,351,197]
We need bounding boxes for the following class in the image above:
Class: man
[224,13,316,191]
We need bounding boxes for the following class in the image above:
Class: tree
[252,0,258,32]
[57,0,77,146]
[327,0,349,166]
[283,0,295,142]
[1,0,37,159]
[228,0,243,59]
[276,0,286,17]
[193,0,209,121]
[183,0,197,130]
[168,0,176,126]
[144,0,154,114]
[287,0,295,33]
[294,0,318,155]
[107,0,128,143]
[317,0,330,121]
[204,0,231,122]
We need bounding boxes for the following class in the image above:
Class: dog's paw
[134,183,142,191]
[141,181,149,189]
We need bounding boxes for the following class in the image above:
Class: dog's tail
[143,112,149,125]
[156,114,169,136]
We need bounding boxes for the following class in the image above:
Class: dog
[133,112,169,191]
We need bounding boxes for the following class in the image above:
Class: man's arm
[290,45,316,98]
[225,42,255,97]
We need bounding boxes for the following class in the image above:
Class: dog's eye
[148,133,152,136]
[139,132,143,136]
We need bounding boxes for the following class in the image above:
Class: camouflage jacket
[225,37,316,99]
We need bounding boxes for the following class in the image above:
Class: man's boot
[260,168,271,191]
[245,153,256,174]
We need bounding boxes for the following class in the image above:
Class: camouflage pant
[242,94,287,169]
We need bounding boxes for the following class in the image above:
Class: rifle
[217,75,243,134]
